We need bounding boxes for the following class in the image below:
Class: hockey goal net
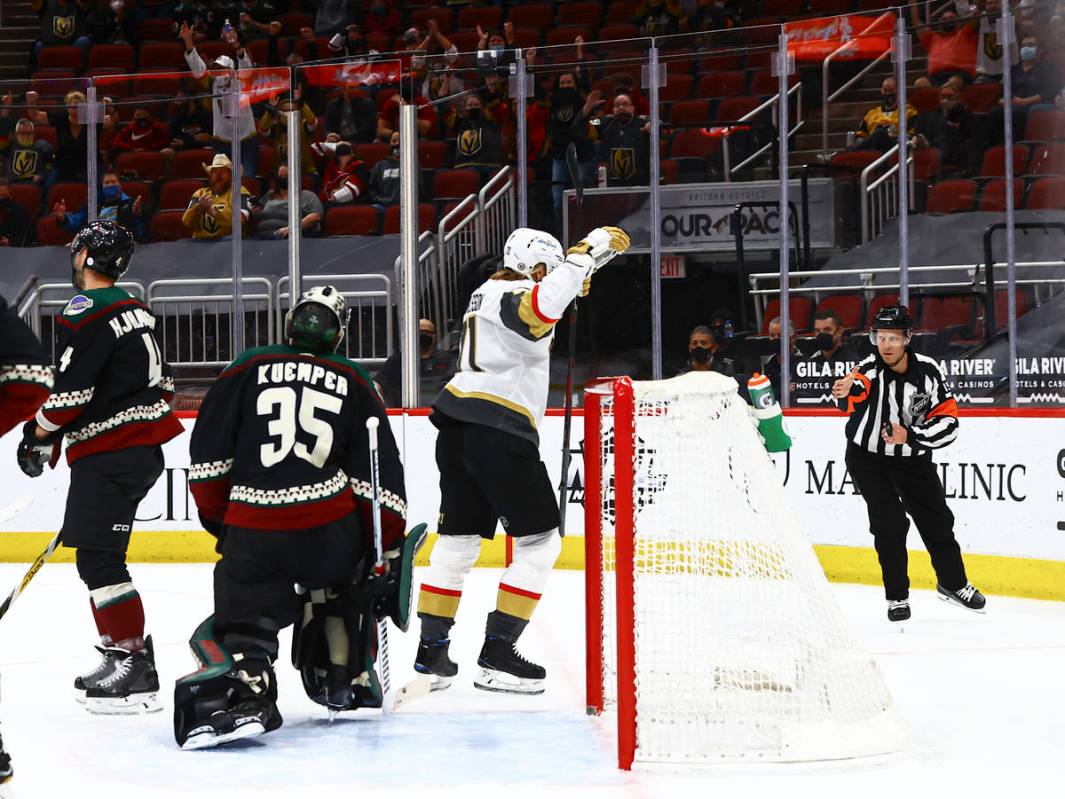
[583,373,905,769]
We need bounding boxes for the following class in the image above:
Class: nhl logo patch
[64,295,94,316]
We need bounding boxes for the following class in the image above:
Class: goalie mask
[285,286,347,354]
[503,228,564,278]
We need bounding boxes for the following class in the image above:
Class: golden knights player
[177,286,421,750]
[17,221,182,713]
[415,225,630,694]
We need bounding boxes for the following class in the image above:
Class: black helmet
[285,285,347,354]
[69,220,134,280]
[869,304,914,344]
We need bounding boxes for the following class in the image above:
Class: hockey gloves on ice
[16,419,60,478]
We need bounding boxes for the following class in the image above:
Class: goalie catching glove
[16,419,61,478]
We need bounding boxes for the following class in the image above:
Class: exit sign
[660,254,686,278]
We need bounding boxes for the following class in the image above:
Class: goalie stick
[558,142,584,537]
[365,417,431,714]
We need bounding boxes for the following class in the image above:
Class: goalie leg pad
[173,616,282,750]
[487,529,562,641]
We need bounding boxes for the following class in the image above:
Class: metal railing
[146,278,274,367]
[821,12,896,156]
[724,82,804,180]
[277,274,393,366]
[436,193,480,337]
[19,281,146,361]
[860,144,915,243]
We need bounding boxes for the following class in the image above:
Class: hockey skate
[73,644,119,703]
[0,729,11,784]
[474,636,545,695]
[937,583,987,613]
[887,600,911,625]
[414,639,458,692]
[83,636,162,715]
[179,697,282,751]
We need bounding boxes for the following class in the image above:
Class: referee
[831,305,986,622]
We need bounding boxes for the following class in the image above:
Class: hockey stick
[365,416,396,714]
[558,142,584,537]
[0,529,61,623]
[0,493,34,526]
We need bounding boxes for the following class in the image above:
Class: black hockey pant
[845,443,967,601]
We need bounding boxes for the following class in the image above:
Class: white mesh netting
[593,372,906,764]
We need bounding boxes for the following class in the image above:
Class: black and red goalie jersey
[34,287,182,463]
[188,344,407,550]
[0,296,53,437]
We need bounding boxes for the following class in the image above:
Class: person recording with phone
[831,305,985,624]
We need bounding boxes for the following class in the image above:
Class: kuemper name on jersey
[257,361,349,396]
[108,307,157,338]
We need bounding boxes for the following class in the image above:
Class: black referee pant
[845,443,968,601]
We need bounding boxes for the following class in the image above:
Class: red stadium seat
[664,55,696,74]
[1023,109,1065,142]
[979,145,1028,177]
[1028,143,1065,176]
[324,206,379,236]
[115,151,166,181]
[36,216,76,246]
[507,3,553,28]
[137,42,186,71]
[749,70,798,95]
[8,184,42,217]
[962,82,1002,113]
[866,294,900,326]
[715,96,763,122]
[696,71,747,99]
[606,1,637,22]
[659,73,694,102]
[1025,176,1065,210]
[808,0,853,12]
[700,53,744,70]
[382,203,436,234]
[600,23,639,42]
[458,5,501,30]
[546,28,591,47]
[37,46,84,71]
[761,297,814,333]
[277,12,313,37]
[746,51,772,70]
[890,148,941,180]
[149,209,193,242]
[557,1,601,26]
[88,44,135,72]
[158,179,206,210]
[909,86,942,115]
[355,143,390,168]
[172,148,216,180]
[411,7,454,33]
[432,169,481,200]
[660,158,679,185]
[919,297,975,331]
[669,99,711,127]
[509,28,541,49]
[925,179,977,213]
[978,178,1023,212]
[138,18,174,42]
[816,296,864,330]
[132,71,182,96]
[670,129,721,158]
[418,140,448,170]
[440,201,478,233]
[993,289,1031,327]
[34,125,58,149]
[259,145,276,178]
[760,0,804,15]
[448,31,482,52]
[47,183,87,213]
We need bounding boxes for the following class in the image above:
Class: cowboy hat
[203,153,234,175]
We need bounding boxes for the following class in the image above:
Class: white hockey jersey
[432,259,589,444]
[975,14,1018,79]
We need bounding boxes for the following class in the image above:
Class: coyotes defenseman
[16,220,182,714]
[415,225,630,694]
[176,286,420,750]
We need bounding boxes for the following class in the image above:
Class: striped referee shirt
[838,349,959,456]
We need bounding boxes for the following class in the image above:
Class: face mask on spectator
[1020,46,1037,61]
[391,145,400,157]
[419,333,434,350]
[275,176,288,190]
[690,346,712,363]
[940,20,956,32]
[135,117,150,128]
[615,111,632,125]
[467,107,482,121]
[555,87,580,106]
[881,92,897,107]
[373,5,386,16]
[101,185,121,201]
[815,332,835,351]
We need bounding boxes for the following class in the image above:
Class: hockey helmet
[69,220,134,280]
[868,304,914,345]
[285,285,347,354]
[503,228,564,278]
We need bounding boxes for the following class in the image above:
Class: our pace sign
[2,413,1062,564]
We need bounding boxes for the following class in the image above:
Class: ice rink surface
[0,563,1062,799]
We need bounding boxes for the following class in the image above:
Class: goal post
[584,373,906,769]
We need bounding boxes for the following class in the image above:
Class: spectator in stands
[2,119,53,185]
[989,32,1063,142]
[315,140,371,206]
[910,4,978,86]
[683,325,736,377]
[378,82,436,141]
[87,0,135,45]
[635,0,685,37]
[844,78,917,154]
[250,165,324,239]
[914,83,982,175]
[410,18,459,78]
[374,318,455,408]
[548,60,598,234]
[368,130,401,210]
[689,0,741,34]
[974,0,1018,83]
[324,83,378,145]
[588,93,650,188]
[327,23,378,62]
[31,0,91,63]
[809,310,855,365]
[315,0,357,37]
[364,0,400,39]
[23,89,89,190]
[0,180,33,247]
[237,0,277,38]
[453,94,505,183]
[112,108,171,160]
[168,89,214,154]
[181,153,252,239]
[181,21,260,180]
[53,170,145,239]
[258,92,320,179]
[764,316,799,399]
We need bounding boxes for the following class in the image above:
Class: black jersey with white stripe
[837,349,959,456]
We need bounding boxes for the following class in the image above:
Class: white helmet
[503,228,564,278]
[285,285,347,353]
